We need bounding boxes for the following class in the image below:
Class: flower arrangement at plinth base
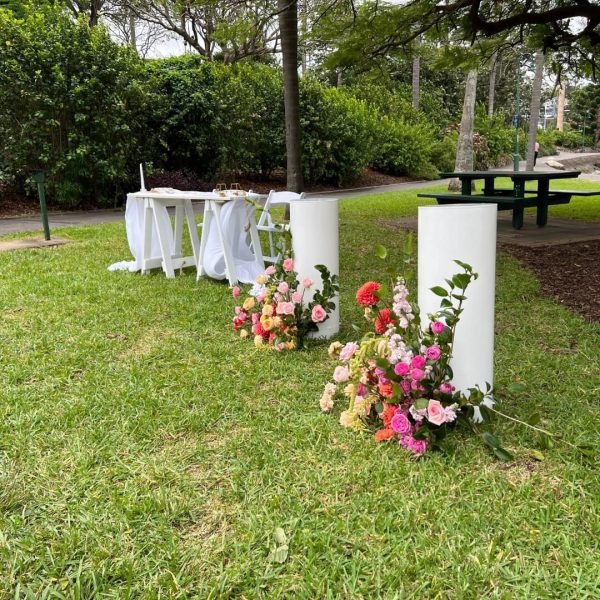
[321,243,511,458]
[232,255,339,351]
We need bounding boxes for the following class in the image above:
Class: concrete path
[1,151,599,236]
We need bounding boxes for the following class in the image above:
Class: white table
[125,190,264,285]
[128,190,207,278]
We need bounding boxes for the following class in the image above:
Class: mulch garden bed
[503,240,600,322]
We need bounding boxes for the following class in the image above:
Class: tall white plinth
[290,197,340,339]
[418,204,497,393]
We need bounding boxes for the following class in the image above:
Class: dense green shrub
[371,117,437,179]
[475,108,513,167]
[0,7,146,206]
[429,135,457,173]
[300,80,375,184]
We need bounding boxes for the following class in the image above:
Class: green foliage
[475,106,514,167]
[0,6,146,206]
[300,79,375,184]
[537,128,592,152]
[429,135,457,173]
[371,116,437,179]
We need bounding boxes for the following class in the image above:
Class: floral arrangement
[232,255,339,351]
[320,249,504,457]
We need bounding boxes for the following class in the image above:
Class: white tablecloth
[201,197,264,284]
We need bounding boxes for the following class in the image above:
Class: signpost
[513,63,521,172]
[32,171,51,241]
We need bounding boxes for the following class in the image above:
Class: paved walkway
[1,151,598,236]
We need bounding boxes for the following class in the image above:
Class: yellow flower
[243,297,255,311]
[262,304,274,317]
[261,317,274,331]
[256,275,267,285]
[344,383,355,398]
[240,329,248,339]
[364,307,373,320]
[328,341,343,358]
[272,316,282,328]
[254,335,263,347]
[286,341,295,350]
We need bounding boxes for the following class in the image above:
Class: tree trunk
[129,10,137,53]
[278,0,304,193]
[526,51,544,171]
[488,51,498,116]
[595,106,600,150]
[448,69,478,191]
[89,0,102,27]
[556,81,566,131]
[412,55,420,111]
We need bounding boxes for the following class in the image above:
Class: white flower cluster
[387,333,413,365]
[392,278,414,329]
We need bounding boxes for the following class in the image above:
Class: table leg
[152,200,176,278]
[142,198,153,274]
[196,202,212,280]
[212,202,238,286]
[246,205,265,270]
[536,179,549,227]
[461,177,472,195]
[184,200,201,270]
[512,202,524,229]
[483,177,495,196]
[174,204,184,257]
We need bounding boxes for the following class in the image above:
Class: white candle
[139,163,146,191]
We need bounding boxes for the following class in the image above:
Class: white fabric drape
[202,198,263,284]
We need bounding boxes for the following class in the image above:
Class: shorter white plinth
[290,197,340,339]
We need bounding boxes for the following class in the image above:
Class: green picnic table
[418,170,600,229]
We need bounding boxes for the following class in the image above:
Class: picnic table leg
[536,179,549,227]
[461,178,472,195]
[512,180,525,230]
[483,178,495,196]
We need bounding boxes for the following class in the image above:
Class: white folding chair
[256,190,305,263]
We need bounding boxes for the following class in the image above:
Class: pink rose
[402,435,428,455]
[302,278,313,289]
[311,304,327,323]
[251,313,260,324]
[339,342,359,362]
[439,382,453,395]
[265,265,276,276]
[283,258,294,272]
[427,399,446,426]
[426,345,441,361]
[431,321,445,334]
[282,301,295,315]
[232,286,241,298]
[411,368,425,381]
[291,291,302,304]
[394,362,410,377]
[333,365,350,383]
[277,281,289,294]
[400,380,411,394]
[357,382,367,396]
[411,355,426,369]
[390,412,412,435]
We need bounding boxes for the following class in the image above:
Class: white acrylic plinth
[290,197,340,339]
[418,204,497,393]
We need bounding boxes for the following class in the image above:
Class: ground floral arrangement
[232,254,339,351]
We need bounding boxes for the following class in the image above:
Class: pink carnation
[431,321,445,334]
[390,412,412,435]
[311,304,327,323]
[265,265,276,276]
[439,382,453,395]
[283,258,294,272]
[411,355,426,369]
[400,435,428,455]
[426,345,442,361]
[394,362,410,377]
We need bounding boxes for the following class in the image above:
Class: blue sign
[513,114,520,128]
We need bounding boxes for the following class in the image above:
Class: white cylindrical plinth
[418,204,497,393]
[290,197,340,339]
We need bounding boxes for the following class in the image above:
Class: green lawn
[0,187,599,598]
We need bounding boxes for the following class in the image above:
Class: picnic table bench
[418,170,600,229]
